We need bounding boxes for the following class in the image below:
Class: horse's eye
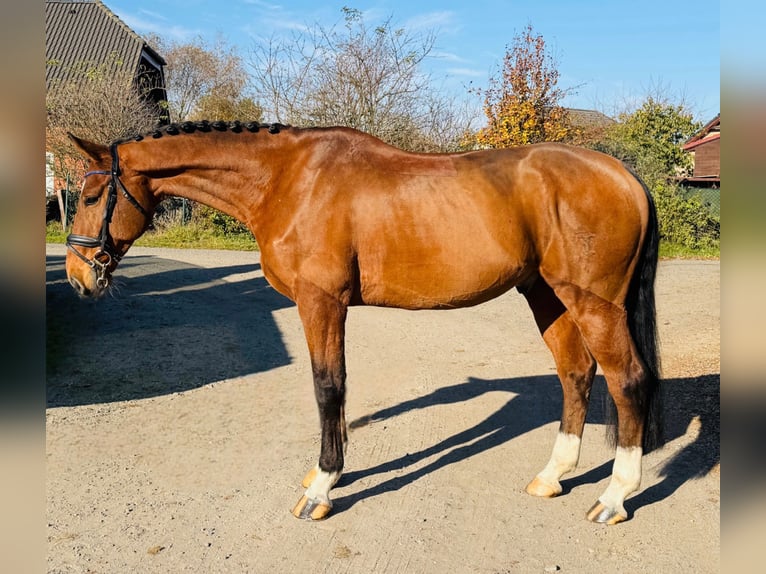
[83,195,100,206]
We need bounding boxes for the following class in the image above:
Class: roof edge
[683,132,720,151]
[684,113,720,146]
[93,0,166,66]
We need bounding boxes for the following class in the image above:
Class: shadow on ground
[336,371,719,520]
[47,250,720,520]
[46,253,294,407]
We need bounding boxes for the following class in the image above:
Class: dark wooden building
[46,0,168,123]
[46,0,169,225]
[681,114,720,187]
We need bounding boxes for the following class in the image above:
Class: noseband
[66,143,150,289]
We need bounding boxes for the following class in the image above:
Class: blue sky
[106,0,720,122]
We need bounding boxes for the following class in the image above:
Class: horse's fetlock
[314,385,344,409]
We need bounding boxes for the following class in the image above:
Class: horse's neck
[124,133,291,228]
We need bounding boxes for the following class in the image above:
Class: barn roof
[45,0,165,91]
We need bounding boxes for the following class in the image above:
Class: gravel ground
[46,244,719,573]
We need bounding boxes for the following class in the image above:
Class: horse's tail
[605,170,664,452]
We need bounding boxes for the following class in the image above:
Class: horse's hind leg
[291,281,349,521]
[550,282,649,524]
[520,278,596,498]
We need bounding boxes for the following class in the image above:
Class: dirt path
[46,245,719,573]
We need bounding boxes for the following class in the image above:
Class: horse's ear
[68,133,109,163]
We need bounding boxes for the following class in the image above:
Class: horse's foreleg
[292,363,346,520]
[291,282,348,521]
[521,279,596,498]
[300,403,348,487]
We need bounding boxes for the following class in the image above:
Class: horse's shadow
[47,251,720,518]
[333,372,720,519]
[46,253,294,407]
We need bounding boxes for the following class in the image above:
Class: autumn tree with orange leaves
[472,24,575,148]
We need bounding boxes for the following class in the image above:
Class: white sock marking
[537,432,582,486]
[599,446,643,514]
[305,468,341,505]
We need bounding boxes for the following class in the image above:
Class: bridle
[66,143,150,289]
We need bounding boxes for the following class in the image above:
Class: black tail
[605,171,664,452]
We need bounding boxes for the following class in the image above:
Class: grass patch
[659,241,719,260]
[134,223,259,251]
[48,221,718,259]
[46,222,68,244]
[46,221,259,251]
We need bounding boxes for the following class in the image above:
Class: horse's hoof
[301,467,318,488]
[291,495,332,521]
[525,476,562,498]
[586,501,627,525]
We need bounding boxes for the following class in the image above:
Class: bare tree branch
[247,8,474,151]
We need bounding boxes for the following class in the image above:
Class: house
[565,108,615,145]
[46,0,168,226]
[566,108,615,130]
[46,0,168,121]
[681,114,720,187]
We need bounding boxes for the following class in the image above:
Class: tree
[144,36,263,235]
[149,36,262,122]
[595,96,701,186]
[248,7,473,151]
[46,54,161,190]
[471,24,575,148]
[593,96,715,250]
[193,92,262,121]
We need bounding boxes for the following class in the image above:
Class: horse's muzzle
[68,275,106,299]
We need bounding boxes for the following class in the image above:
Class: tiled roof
[683,114,720,150]
[566,108,615,128]
[46,0,165,90]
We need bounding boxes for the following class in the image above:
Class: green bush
[142,202,258,250]
[192,204,252,236]
[653,182,720,250]
[589,96,719,255]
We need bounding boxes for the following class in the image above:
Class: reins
[66,143,150,289]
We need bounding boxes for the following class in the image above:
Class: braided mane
[114,120,291,145]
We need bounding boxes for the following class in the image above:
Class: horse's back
[340,145,533,308]
[333,140,647,308]
[267,132,649,310]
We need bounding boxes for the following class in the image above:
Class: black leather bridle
[66,143,150,288]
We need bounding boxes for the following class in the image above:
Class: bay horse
[65,121,662,525]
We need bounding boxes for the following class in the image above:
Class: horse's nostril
[69,277,91,297]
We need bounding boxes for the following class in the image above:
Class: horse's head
[65,134,156,298]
